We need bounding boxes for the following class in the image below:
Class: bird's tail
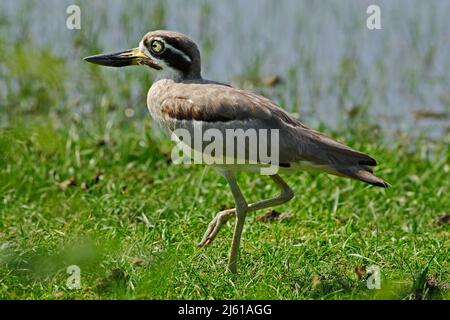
[295,127,389,187]
[315,136,389,188]
[336,165,389,188]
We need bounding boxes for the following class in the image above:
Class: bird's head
[84,30,201,80]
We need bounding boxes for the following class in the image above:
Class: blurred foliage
[0,41,66,115]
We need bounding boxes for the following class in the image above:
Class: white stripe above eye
[140,37,192,64]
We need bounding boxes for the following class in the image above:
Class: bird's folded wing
[159,82,377,168]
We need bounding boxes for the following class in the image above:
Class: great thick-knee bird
[85,30,388,274]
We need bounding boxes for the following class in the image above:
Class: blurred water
[1,0,449,139]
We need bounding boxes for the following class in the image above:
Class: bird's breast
[146,79,175,129]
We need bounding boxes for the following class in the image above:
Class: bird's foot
[198,208,236,247]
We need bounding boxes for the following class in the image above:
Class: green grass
[0,0,449,300]
[0,111,448,300]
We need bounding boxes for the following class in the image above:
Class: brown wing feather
[157,81,387,187]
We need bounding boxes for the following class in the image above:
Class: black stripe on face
[143,37,193,76]
[163,38,193,60]
[159,47,191,76]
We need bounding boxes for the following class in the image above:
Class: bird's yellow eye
[150,40,165,54]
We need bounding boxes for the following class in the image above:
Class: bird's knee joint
[284,189,295,201]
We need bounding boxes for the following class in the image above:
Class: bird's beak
[84,47,162,69]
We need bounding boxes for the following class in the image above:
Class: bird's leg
[224,172,248,274]
[198,175,294,247]
[198,208,235,246]
[247,175,294,211]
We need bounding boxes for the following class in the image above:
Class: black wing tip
[369,179,390,188]
[358,157,377,167]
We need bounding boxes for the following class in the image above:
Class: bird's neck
[154,66,202,82]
